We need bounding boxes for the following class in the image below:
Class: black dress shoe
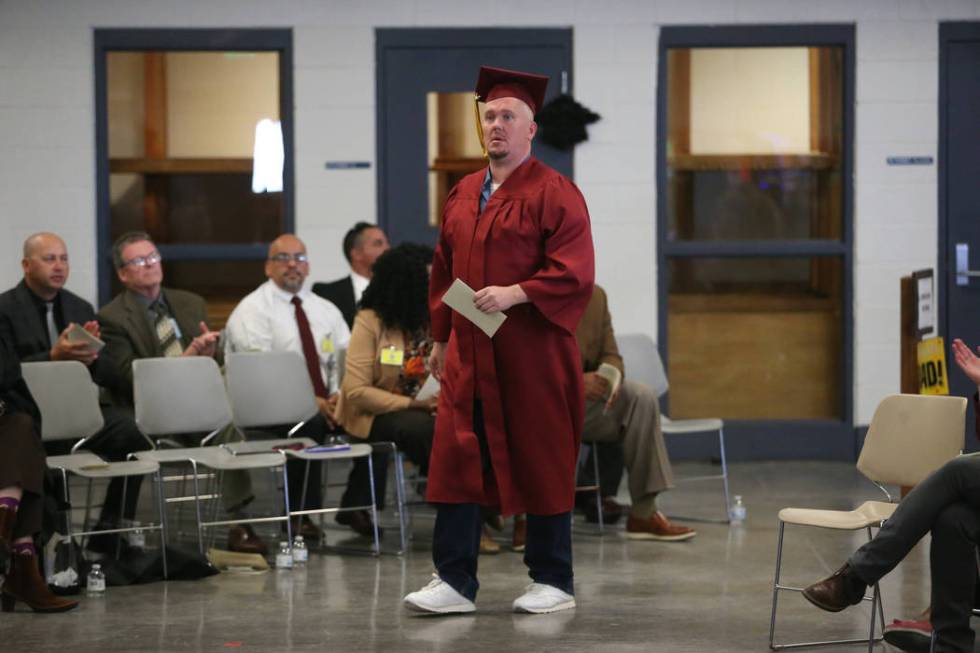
[581,496,625,525]
[335,510,383,538]
[802,564,867,612]
[285,516,322,542]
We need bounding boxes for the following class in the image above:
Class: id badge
[321,335,334,354]
[380,347,404,366]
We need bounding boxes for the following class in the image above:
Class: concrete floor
[0,461,955,652]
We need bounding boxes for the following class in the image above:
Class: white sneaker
[512,583,576,614]
[404,575,476,614]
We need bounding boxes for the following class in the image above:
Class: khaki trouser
[582,379,673,502]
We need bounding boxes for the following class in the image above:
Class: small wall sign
[886,156,934,166]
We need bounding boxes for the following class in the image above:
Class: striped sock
[12,541,35,556]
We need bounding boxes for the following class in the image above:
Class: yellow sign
[917,336,949,395]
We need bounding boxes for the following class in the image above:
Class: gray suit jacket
[98,287,209,405]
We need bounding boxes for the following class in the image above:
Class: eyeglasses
[268,253,309,264]
[121,252,162,269]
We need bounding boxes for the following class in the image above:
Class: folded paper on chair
[441,278,507,338]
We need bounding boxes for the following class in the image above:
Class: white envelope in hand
[441,278,507,338]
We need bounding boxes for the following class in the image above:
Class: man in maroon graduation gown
[404,66,595,615]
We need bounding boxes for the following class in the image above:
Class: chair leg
[591,443,604,533]
[394,450,408,553]
[769,520,785,649]
[769,522,885,650]
[190,461,205,555]
[718,427,731,523]
[60,468,76,581]
[82,478,94,548]
[366,454,380,556]
[300,460,312,517]
[154,471,169,580]
[282,462,293,547]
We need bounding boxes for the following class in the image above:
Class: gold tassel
[473,94,488,159]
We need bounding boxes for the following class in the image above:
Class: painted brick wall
[0,0,977,426]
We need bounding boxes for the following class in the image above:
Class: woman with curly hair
[333,243,437,533]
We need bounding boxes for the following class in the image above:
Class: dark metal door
[940,23,980,450]
[376,29,573,246]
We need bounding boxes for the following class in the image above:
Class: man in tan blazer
[576,285,696,541]
[98,231,265,555]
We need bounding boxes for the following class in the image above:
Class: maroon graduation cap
[475,66,549,114]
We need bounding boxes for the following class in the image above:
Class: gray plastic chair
[132,356,293,554]
[615,333,731,523]
[224,351,382,555]
[21,361,167,576]
[768,393,966,651]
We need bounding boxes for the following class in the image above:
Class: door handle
[956,243,980,286]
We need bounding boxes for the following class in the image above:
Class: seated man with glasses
[0,232,151,556]
[224,234,354,540]
[99,231,267,556]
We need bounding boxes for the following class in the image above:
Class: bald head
[22,232,69,300]
[265,233,309,294]
[23,232,65,258]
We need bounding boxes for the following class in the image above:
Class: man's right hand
[50,323,98,366]
[583,372,610,403]
[428,341,447,381]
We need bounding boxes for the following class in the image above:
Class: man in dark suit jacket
[98,231,265,555]
[312,222,390,328]
[0,232,150,552]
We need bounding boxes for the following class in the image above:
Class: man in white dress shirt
[225,234,351,538]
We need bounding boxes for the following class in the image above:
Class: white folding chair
[768,393,967,651]
[21,361,167,576]
[132,356,291,554]
[225,351,382,555]
[616,333,731,522]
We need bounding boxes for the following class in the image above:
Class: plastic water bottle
[87,563,106,596]
[276,541,294,569]
[292,535,308,565]
[729,495,747,523]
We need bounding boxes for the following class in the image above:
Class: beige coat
[336,309,413,439]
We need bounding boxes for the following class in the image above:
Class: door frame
[374,28,573,239]
[656,24,856,460]
[93,28,295,304]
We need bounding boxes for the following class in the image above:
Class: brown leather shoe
[1,552,78,613]
[625,511,697,541]
[479,526,500,555]
[802,564,867,613]
[227,524,269,556]
[512,515,527,552]
[335,510,382,538]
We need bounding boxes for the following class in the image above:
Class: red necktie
[291,296,329,399]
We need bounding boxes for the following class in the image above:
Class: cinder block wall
[1,0,976,426]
